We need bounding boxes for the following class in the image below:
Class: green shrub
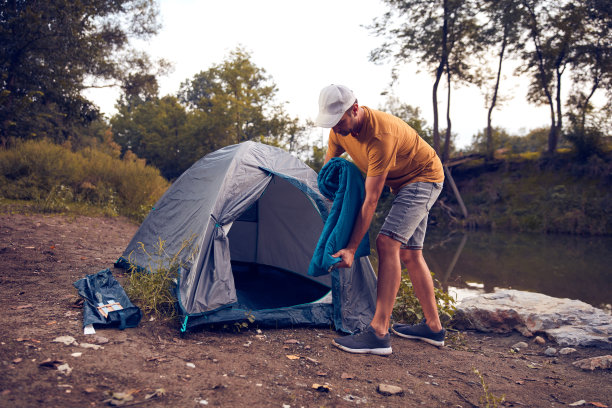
[124,236,196,319]
[392,272,456,327]
[0,139,169,221]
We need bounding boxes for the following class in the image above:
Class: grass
[438,152,612,235]
[124,236,196,319]
[473,368,506,408]
[0,139,169,222]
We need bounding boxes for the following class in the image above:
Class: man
[314,84,445,355]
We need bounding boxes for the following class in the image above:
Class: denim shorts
[379,182,443,250]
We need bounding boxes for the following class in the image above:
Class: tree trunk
[432,64,443,153]
[524,0,557,155]
[552,65,565,153]
[443,64,452,162]
[432,0,450,155]
[581,76,599,130]
[486,29,508,162]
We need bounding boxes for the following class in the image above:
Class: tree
[478,0,525,161]
[178,47,295,149]
[370,0,478,161]
[111,96,190,180]
[0,0,161,146]
[112,48,304,179]
[519,0,588,154]
[566,0,611,142]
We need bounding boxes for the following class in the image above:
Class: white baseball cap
[314,84,356,128]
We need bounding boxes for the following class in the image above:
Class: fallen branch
[454,390,479,408]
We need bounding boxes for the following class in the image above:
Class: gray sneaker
[332,325,392,355]
[391,320,445,347]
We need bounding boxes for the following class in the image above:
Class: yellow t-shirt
[326,106,444,193]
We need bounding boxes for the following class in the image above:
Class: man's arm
[324,151,334,166]
[332,172,387,268]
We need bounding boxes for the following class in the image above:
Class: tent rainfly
[116,141,377,333]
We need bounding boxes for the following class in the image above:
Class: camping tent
[117,141,377,333]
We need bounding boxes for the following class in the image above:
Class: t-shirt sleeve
[326,130,345,158]
[366,134,397,177]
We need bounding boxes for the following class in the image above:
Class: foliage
[564,126,606,162]
[305,144,326,173]
[0,139,168,221]
[0,0,163,146]
[111,96,193,180]
[468,126,549,155]
[112,47,302,180]
[369,0,483,160]
[125,236,195,319]
[440,153,612,235]
[477,0,525,160]
[370,0,610,158]
[473,368,506,408]
[392,272,457,326]
[177,47,299,149]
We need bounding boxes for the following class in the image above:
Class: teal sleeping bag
[308,158,370,277]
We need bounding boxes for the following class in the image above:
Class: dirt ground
[1,212,611,408]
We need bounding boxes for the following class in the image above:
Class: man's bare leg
[369,234,403,337]
[400,249,442,332]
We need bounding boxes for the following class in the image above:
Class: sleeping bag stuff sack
[308,157,370,277]
[73,269,142,330]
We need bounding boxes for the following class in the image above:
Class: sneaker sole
[391,328,445,347]
[332,339,392,356]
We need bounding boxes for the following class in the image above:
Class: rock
[92,335,109,344]
[534,336,546,345]
[454,289,612,349]
[79,343,103,350]
[517,326,533,337]
[53,336,77,346]
[559,347,577,355]
[311,383,331,392]
[572,355,612,371]
[546,325,612,349]
[511,341,529,351]
[377,383,404,396]
[569,401,587,406]
[186,362,196,368]
[343,394,368,404]
[544,347,557,356]
[57,363,72,376]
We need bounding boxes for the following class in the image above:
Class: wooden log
[443,165,468,218]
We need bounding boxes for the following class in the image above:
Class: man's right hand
[332,247,356,269]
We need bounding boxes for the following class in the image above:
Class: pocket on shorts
[425,182,443,211]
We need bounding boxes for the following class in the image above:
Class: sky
[85,0,555,150]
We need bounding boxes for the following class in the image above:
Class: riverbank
[434,153,612,235]
[1,212,611,407]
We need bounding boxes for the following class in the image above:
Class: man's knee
[376,233,400,254]
[400,249,424,267]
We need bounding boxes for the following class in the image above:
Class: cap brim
[314,111,343,128]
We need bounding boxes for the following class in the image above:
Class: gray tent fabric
[116,141,377,333]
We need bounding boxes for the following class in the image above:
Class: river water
[422,229,612,311]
